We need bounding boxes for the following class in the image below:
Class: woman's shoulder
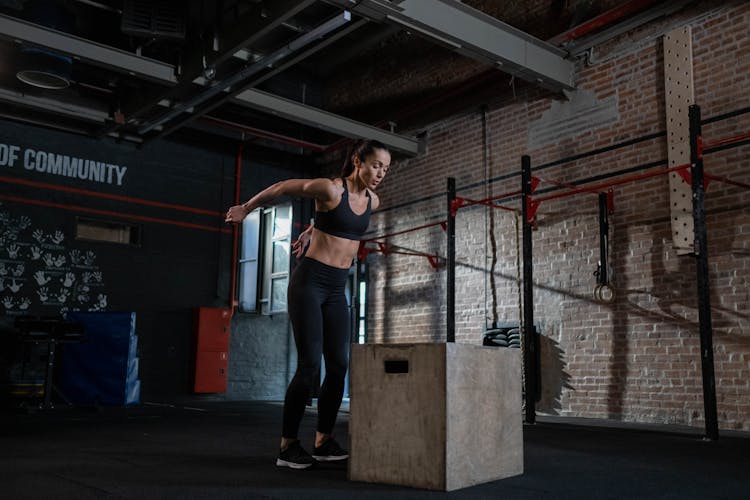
[307,177,344,205]
[307,176,342,191]
[367,188,380,209]
[327,177,346,194]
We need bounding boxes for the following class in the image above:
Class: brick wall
[362,1,750,430]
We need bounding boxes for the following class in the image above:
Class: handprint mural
[7,243,19,259]
[0,203,108,314]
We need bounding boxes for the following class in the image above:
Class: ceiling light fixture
[16,47,72,90]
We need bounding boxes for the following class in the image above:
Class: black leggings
[282,257,350,439]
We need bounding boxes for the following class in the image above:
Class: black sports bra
[314,178,371,240]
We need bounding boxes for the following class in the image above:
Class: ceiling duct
[121,0,186,41]
[15,0,74,90]
[0,0,25,10]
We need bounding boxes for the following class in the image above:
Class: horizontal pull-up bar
[358,241,442,269]
[451,196,519,216]
[703,173,750,191]
[362,219,447,244]
[526,164,689,223]
[450,186,529,216]
[703,131,750,151]
[359,219,447,268]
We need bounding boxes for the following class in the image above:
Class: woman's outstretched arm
[225,178,335,223]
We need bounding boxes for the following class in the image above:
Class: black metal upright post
[689,104,719,441]
[42,338,58,409]
[447,177,456,343]
[597,192,609,286]
[521,155,536,424]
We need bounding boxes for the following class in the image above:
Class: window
[356,260,369,344]
[238,209,260,312]
[357,279,367,343]
[75,217,141,245]
[238,204,292,314]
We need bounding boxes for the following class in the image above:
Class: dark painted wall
[0,119,313,402]
[227,156,315,401]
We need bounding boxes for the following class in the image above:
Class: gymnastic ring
[597,283,616,304]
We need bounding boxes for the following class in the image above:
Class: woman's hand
[225,204,250,224]
[292,224,313,258]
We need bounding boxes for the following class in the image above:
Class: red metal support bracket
[525,176,542,224]
[676,168,711,191]
[526,198,541,224]
[677,129,750,190]
[425,255,442,269]
[357,241,371,262]
[451,197,465,217]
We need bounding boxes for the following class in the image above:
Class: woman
[225,139,391,469]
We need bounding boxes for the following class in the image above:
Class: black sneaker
[276,440,315,469]
[312,437,349,462]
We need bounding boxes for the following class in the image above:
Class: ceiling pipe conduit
[235,89,421,155]
[198,0,319,75]
[148,16,371,144]
[561,0,697,55]
[95,0,319,139]
[0,10,420,155]
[548,0,663,45]
[200,116,327,152]
[138,10,353,135]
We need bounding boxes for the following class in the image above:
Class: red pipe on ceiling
[201,116,327,152]
[548,0,662,45]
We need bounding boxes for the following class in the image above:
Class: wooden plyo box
[349,343,523,491]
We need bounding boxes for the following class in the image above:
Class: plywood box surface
[349,343,523,491]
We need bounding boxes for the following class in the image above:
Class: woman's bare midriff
[305,229,361,269]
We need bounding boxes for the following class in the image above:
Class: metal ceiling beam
[316,24,400,76]
[325,0,576,92]
[0,12,419,155]
[140,10,354,137]
[235,88,420,155]
[0,86,109,123]
[0,86,142,142]
[179,0,317,82]
[234,18,369,91]
[0,13,176,84]
[107,0,320,136]
[149,16,371,143]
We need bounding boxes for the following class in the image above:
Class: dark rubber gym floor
[1,400,748,499]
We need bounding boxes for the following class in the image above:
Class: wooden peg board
[664,26,694,255]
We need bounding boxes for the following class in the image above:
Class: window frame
[237,203,292,315]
